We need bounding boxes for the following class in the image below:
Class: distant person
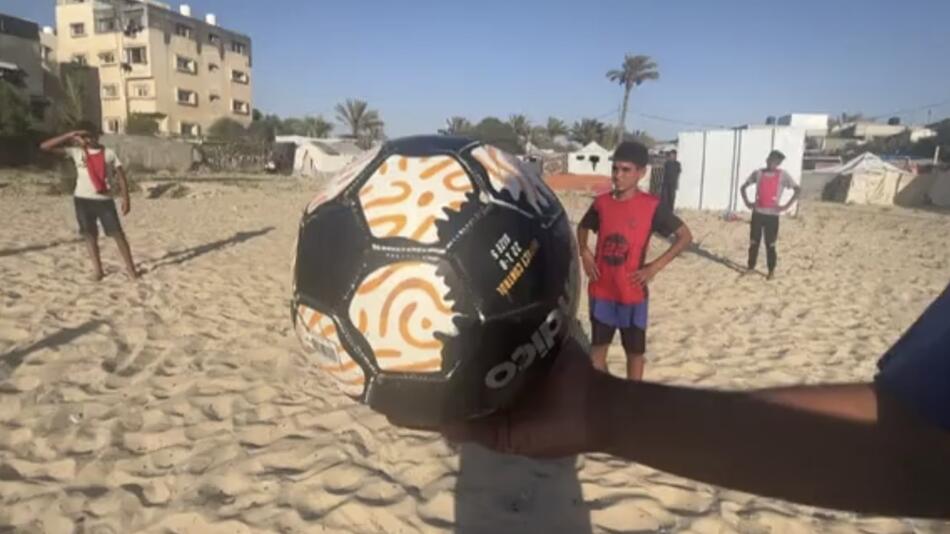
[661,150,681,212]
[440,283,950,519]
[40,124,139,281]
[740,150,800,280]
[576,141,693,380]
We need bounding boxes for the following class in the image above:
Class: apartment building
[55,0,253,136]
[0,13,48,120]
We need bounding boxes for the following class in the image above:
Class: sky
[5,0,950,140]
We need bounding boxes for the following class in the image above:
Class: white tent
[817,152,914,206]
[275,136,364,177]
[567,142,612,176]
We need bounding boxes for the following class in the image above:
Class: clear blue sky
[6,0,950,140]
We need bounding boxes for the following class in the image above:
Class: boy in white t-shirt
[41,124,138,281]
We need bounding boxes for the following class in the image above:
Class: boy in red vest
[740,150,801,280]
[577,141,693,380]
[41,124,138,281]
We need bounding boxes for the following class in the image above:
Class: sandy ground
[1,178,949,533]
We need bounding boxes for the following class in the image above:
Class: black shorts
[74,197,122,237]
[590,317,646,354]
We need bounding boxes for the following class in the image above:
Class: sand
[1,177,949,533]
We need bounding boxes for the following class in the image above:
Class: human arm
[39,130,84,154]
[444,286,950,518]
[740,171,757,209]
[446,339,950,518]
[630,209,693,286]
[116,165,131,215]
[577,204,599,282]
[779,171,801,212]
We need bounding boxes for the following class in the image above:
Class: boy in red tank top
[577,142,693,380]
[740,150,801,280]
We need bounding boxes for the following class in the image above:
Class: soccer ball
[291,136,578,427]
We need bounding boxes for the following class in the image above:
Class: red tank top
[756,169,782,209]
[589,192,659,305]
[83,147,109,194]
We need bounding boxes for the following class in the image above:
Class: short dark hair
[76,120,101,137]
[613,141,649,167]
[768,149,785,162]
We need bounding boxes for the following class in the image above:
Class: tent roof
[815,152,907,175]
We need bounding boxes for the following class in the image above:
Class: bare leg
[112,233,138,279]
[83,235,104,281]
[626,353,646,381]
[591,345,610,375]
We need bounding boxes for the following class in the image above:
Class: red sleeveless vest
[589,192,659,305]
[756,169,782,209]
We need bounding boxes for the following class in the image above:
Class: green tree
[335,99,382,139]
[546,117,568,139]
[302,116,333,138]
[570,118,608,146]
[468,117,523,154]
[60,64,89,129]
[125,113,161,136]
[208,117,247,140]
[606,54,659,147]
[440,116,472,136]
[0,80,32,136]
[507,114,532,147]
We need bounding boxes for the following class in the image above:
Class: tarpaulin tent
[816,152,914,206]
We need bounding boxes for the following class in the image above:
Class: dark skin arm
[780,185,802,212]
[576,225,599,281]
[116,165,131,215]
[631,223,692,286]
[40,130,85,154]
[740,180,755,209]
[445,340,950,519]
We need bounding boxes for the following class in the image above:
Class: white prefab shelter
[677,127,806,212]
[816,152,914,206]
[567,142,612,176]
[275,136,364,177]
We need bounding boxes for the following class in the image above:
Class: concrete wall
[101,134,197,172]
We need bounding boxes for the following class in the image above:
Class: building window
[230,41,247,55]
[96,17,117,33]
[124,10,144,32]
[102,84,119,99]
[70,23,86,37]
[98,51,116,65]
[42,46,53,62]
[176,55,197,74]
[175,23,192,38]
[177,89,198,106]
[180,122,200,137]
[209,93,221,102]
[232,100,250,115]
[208,33,220,45]
[208,63,219,72]
[132,83,150,98]
[72,54,88,66]
[231,70,249,84]
[125,46,147,65]
[104,118,120,133]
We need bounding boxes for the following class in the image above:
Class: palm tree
[303,116,333,138]
[570,118,608,146]
[606,54,659,146]
[546,117,568,139]
[507,114,532,147]
[440,116,472,136]
[334,99,382,139]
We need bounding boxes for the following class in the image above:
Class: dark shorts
[74,197,122,237]
[590,316,646,354]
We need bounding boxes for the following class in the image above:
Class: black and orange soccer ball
[292,136,578,427]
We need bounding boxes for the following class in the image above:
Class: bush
[209,118,247,140]
[0,80,32,136]
[127,114,160,136]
